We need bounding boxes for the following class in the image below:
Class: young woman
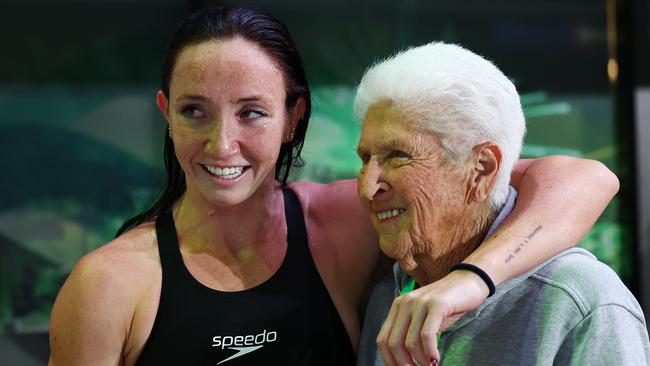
[48,7,618,366]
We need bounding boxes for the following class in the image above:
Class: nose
[205,118,239,156]
[358,159,388,202]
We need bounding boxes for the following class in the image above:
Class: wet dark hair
[116,6,311,236]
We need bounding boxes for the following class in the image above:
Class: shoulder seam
[555,303,646,359]
[588,303,647,325]
[566,303,646,338]
[530,273,589,315]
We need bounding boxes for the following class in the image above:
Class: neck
[173,175,286,256]
[411,203,496,285]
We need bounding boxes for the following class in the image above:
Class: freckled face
[356,103,469,271]
[164,38,293,207]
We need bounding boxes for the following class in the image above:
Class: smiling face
[159,37,301,208]
[357,102,480,278]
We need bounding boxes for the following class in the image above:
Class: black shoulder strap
[282,188,308,255]
[154,209,185,277]
[281,187,325,287]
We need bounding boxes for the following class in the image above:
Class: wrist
[462,245,505,285]
[450,263,495,297]
[443,268,489,301]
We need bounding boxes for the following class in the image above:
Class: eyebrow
[359,138,404,150]
[383,138,404,149]
[235,95,266,103]
[175,94,210,104]
[175,94,269,105]
[356,138,405,155]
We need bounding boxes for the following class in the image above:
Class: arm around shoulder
[289,179,377,248]
[511,156,619,234]
[466,155,619,284]
[49,251,136,366]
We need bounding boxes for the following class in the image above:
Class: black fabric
[136,189,355,365]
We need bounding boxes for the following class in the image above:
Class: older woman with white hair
[355,42,650,366]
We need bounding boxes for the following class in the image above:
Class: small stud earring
[168,127,172,138]
[289,127,295,141]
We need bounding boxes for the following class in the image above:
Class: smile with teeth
[203,164,245,179]
[376,208,406,221]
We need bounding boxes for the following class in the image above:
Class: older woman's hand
[376,269,490,366]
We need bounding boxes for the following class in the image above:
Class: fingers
[402,293,445,366]
[378,296,417,366]
[378,340,400,366]
[378,294,438,366]
[404,306,432,366]
[420,311,442,362]
[377,298,400,366]
[387,301,416,365]
[375,269,495,365]
[377,288,451,366]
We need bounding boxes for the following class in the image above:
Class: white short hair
[353,42,526,210]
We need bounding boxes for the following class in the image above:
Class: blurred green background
[0,0,641,363]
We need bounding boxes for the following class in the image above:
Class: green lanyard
[399,276,442,353]
[399,276,416,295]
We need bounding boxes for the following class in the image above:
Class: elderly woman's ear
[467,142,502,203]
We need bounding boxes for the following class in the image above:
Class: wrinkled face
[163,37,295,207]
[356,102,471,272]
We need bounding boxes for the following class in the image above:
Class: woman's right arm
[49,250,135,365]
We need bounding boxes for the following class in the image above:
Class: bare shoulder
[49,223,160,365]
[289,179,368,224]
[289,179,375,243]
[89,223,160,274]
[289,179,378,289]
[74,222,160,294]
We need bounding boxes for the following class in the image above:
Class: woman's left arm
[375,155,619,365]
[470,155,619,283]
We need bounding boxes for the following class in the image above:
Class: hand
[376,269,490,366]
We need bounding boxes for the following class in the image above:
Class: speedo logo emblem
[212,329,278,364]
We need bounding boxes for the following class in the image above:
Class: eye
[180,104,206,119]
[239,108,267,120]
[388,150,411,159]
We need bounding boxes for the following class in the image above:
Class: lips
[201,164,248,180]
[375,208,406,221]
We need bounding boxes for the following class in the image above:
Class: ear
[156,90,171,124]
[466,142,502,203]
[284,96,306,142]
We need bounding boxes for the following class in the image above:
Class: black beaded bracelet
[450,263,496,297]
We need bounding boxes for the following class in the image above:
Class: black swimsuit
[136,188,355,365]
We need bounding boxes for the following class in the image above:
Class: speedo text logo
[212,329,278,364]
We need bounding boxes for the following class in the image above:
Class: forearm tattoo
[504,225,543,264]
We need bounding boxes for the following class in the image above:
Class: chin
[377,237,395,257]
[379,235,410,261]
[202,189,253,208]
